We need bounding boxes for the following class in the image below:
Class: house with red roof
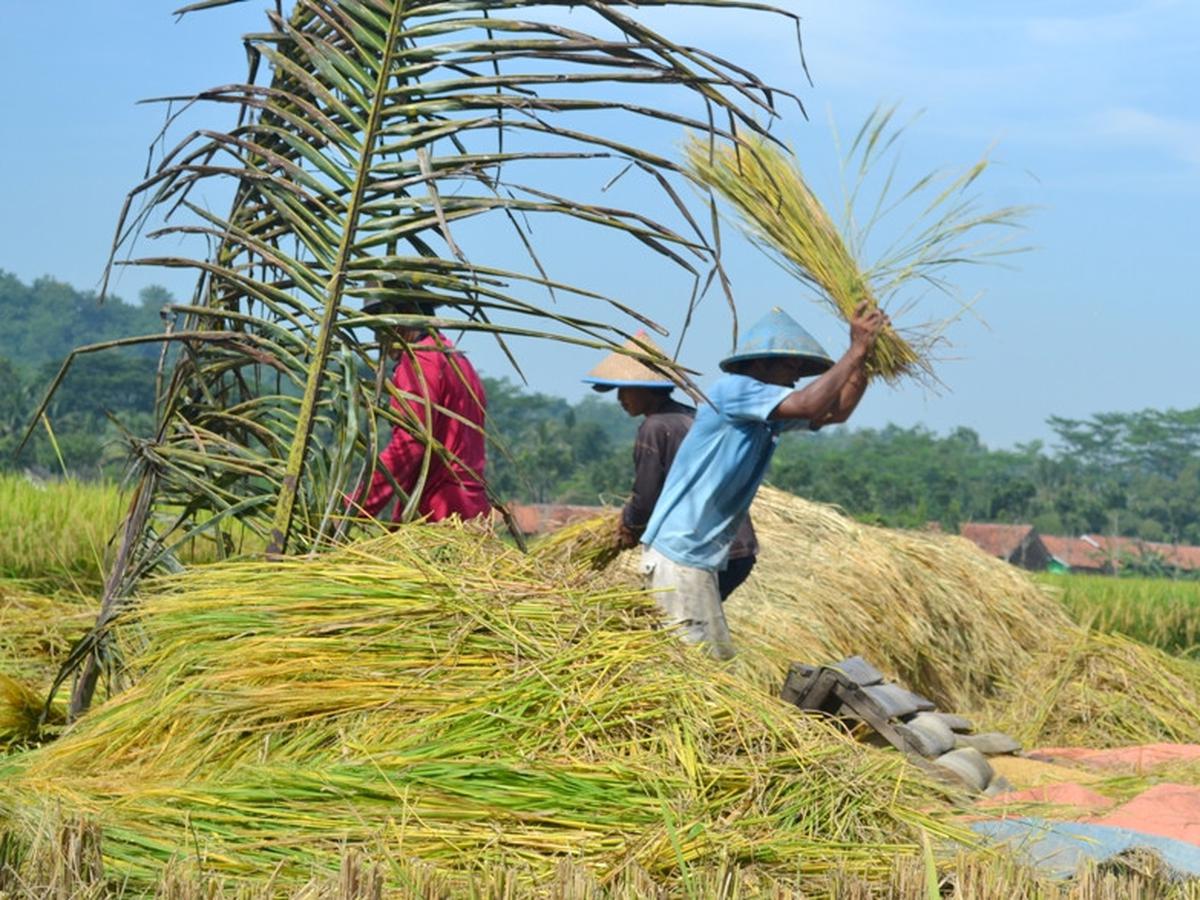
[964,527,1200,576]
[959,523,1055,571]
[508,502,606,537]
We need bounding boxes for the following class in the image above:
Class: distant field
[1038,572,1200,658]
[0,475,125,593]
[0,474,269,595]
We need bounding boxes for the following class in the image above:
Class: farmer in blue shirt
[582,332,759,601]
[640,302,887,659]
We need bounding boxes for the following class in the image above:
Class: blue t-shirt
[641,374,806,570]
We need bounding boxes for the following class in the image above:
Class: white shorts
[640,546,735,660]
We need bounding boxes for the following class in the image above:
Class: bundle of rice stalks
[0,585,86,751]
[531,510,628,573]
[685,111,1026,385]
[981,631,1200,748]
[0,521,960,892]
[0,676,48,751]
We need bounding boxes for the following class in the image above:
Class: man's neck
[646,394,677,415]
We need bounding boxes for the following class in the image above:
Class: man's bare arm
[771,304,885,423]
[771,344,870,422]
[808,366,869,428]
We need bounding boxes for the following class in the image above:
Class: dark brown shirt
[623,398,757,559]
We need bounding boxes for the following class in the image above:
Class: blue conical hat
[719,307,833,376]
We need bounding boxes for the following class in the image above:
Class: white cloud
[1026,0,1198,46]
[1092,107,1200,168]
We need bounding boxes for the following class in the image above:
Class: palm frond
[45,0,802,715]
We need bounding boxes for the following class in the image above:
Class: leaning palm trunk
[31,0,803,716]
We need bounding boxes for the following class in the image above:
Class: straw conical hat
[582,331,676,392]
[719,307,833,376]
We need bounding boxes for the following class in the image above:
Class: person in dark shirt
[583,332,757,601]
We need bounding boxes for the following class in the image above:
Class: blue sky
[1,2,1196,448]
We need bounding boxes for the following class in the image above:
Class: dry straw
[538,487,1200,749]
[981,630,1200,748]
[685,110,1027,385]
[0,583,89,746]
[0,520,962,892]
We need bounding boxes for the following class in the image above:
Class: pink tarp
[1086,784,1200,847]
[980,782,1115,812]
[1028,743,1200,771]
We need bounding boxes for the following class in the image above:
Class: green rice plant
[1039,573,1200,658]
[685,111,1028,385]
[0,475,124,592]
[0,521,964,892]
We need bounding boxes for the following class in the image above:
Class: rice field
[1040,572,1200,658]
[0,474,125,593]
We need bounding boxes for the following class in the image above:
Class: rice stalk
[980,631,1200,748]
[531,512,627,573]
[685,111,1027,385]
[0,520,962,892]
[0,676,49,750]
[722,488,1072,709]
[0,582,94,691]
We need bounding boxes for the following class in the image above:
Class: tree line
[488,381,1200,547]
[3,270,1199,548]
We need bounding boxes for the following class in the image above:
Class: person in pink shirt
[356,289,490,522]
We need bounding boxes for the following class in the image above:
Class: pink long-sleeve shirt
[360,332,489,522]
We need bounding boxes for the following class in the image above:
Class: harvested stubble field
[3,483,1200,896]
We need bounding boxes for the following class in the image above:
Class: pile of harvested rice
[0,521,960,892]
[727,488,1071,709]
[537,487,1200,748]
[980,631,1200,748]
[0,583,94,686]
[0,583,91,747]
[540,487,1071,710]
